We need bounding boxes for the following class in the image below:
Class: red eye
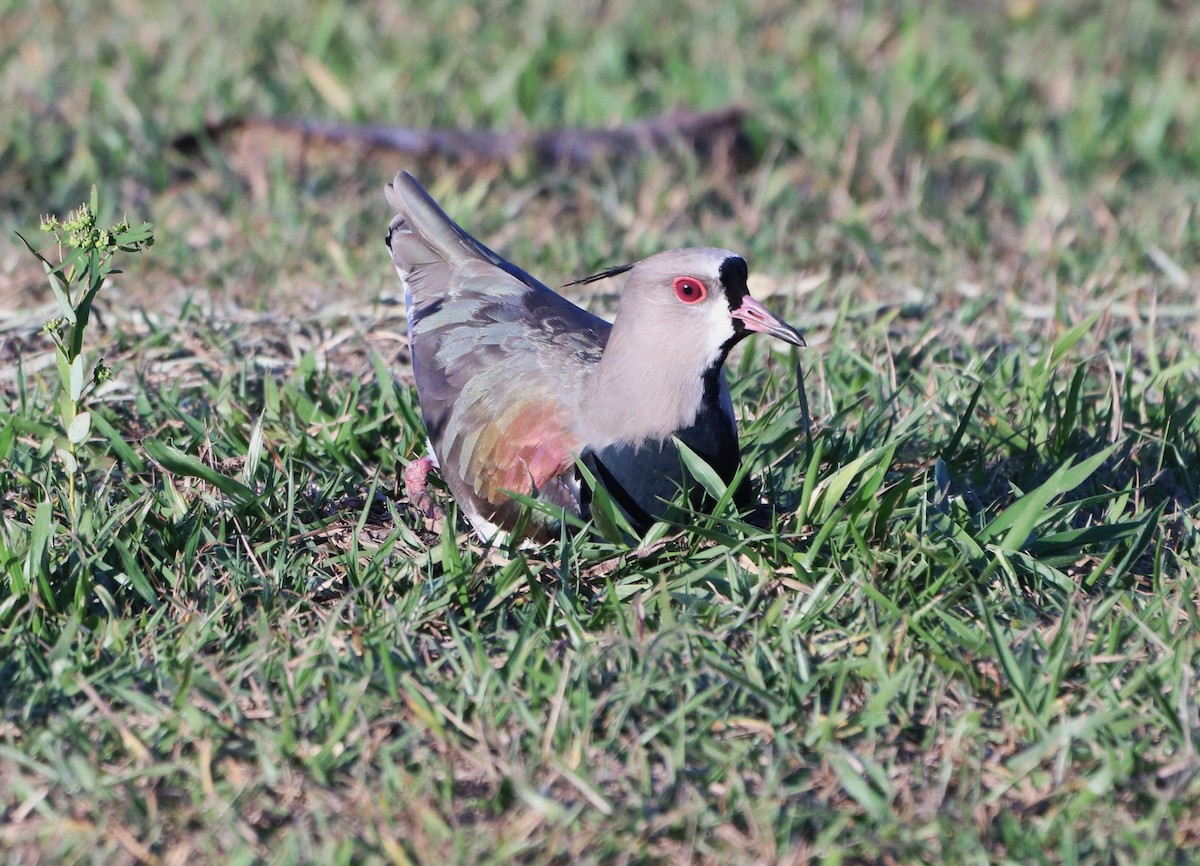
[673,276,707,304]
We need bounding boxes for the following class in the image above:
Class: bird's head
[576,248,806,443]
[603,248,805,364]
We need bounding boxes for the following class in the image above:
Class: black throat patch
[717,255,752,357]
[718,256,750,312]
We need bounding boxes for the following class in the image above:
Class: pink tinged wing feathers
[415,315,589,531]
[465,399,579,503]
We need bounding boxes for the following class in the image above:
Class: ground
[1,0,1199,863]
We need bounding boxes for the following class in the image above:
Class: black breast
[580,382,746,534]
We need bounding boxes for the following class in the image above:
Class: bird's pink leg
[403,455,442,519]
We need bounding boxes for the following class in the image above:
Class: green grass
[3,0,1200,863]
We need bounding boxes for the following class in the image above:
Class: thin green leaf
[143,438,260,505]
[89,411,145,471]
[794,435,824,528]
[672,437,728,500]
[244,413,265,481]
[981,445,1117,551]
[811,441,896,524]
[114,539,159,606]
[976,588,1047,735]
[828,750,891,822]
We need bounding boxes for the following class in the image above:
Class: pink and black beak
[731,294,806,347]
[719,255,805,348]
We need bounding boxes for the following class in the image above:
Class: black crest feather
[563,264,634,288]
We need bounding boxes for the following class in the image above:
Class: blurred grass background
[4,0,1198,312]
[2,0,1200,863]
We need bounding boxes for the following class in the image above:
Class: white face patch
[701,285,738,345]
[668,258,743,360]
[580,248,752,448]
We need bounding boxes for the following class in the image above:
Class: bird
[384,171,805,543]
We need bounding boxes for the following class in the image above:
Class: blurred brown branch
[173,106,748,167]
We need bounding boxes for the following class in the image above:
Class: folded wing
[385,172,610,536]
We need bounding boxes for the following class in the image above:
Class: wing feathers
[385,171,608,537]
[386,172,551,294]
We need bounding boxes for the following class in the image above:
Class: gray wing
[385,172,609,534]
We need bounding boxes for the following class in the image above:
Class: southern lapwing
[385,171,804,542]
